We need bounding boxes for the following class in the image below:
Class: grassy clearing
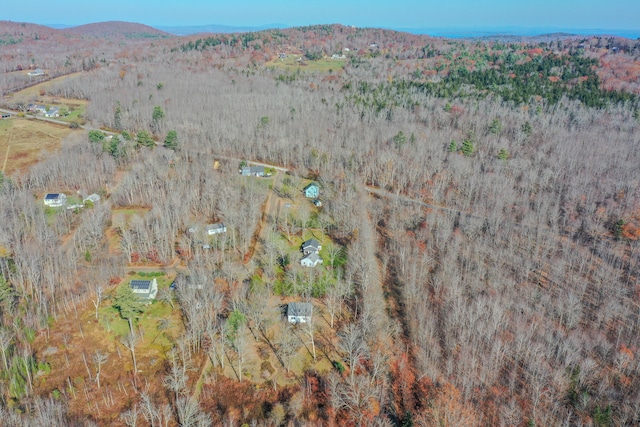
[110,208,149,227]
[102,274,177,344]
[0,118,75,174]
[267,56,346,73]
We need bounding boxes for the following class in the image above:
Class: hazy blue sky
[3,0,640,32]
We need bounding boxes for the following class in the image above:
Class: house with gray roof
[287,302,313,324]
[301,251,323,267]
[301,238,322,255]
[240,165,265,177]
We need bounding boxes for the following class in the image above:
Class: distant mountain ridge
[60,21,171,39]
[156,23,288,36]
[1,20,638,42]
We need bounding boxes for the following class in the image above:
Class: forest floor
[32,275,183,424]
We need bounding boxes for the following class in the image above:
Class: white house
[44,107,60,118]
[130,279,158,301]
[43,193,67,207]
[28,68,44,76]
[206,223,227,235]
[287,302,313,324]
[301,251,323,267]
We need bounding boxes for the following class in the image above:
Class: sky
[3,0,640,36]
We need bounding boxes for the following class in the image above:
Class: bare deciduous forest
[1,21,640,426]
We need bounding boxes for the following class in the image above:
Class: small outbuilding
[287,302,313,324]
[83,193,101,204]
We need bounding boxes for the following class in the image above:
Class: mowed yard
[0,118,77,175]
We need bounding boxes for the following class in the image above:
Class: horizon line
[24,20,640,38]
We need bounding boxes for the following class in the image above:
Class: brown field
[0,118,77,175]
[6,71,86,104]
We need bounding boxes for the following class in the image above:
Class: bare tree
[338,323,368,381]
[91,285,104,320]
[120,405,139,427]
[277,322,300,373]
[93,350,108,389]
[175,396,211,427]
[121,333,139,384]
[0,327,13,371]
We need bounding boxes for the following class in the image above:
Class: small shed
[287,302,313,324]
[303,183,319,198]
[83,193,101,204]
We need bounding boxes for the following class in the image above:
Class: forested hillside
[1,22,640,426]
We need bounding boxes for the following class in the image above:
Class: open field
[0,117,76,174]
[266,55,347,73]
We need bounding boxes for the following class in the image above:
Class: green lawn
[55,105,85,123]
[267,56,346,73]
[100,274,179,357]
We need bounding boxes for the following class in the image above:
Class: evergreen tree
[112,285,144,333]
[489,118,502,135]
[393,131,407,149]
[88,130,105,144]
[448,140,458,153]
[151,106,165,133]
[114,102,122,130]
[522,121,532,136]
[462,132,476,157]
[498,148,509,160]
[164,130,178,150]
[135,130,155,149]
[461,137,475,157]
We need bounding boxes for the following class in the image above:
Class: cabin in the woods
[287,302,313,324]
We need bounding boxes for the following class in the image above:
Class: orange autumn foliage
[417,382,478,427]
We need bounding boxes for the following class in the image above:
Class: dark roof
[304,182,319,190]
[45,193,61,199]
[287,302,313,317]
[302,239,320,250]
[130,280,152,291]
